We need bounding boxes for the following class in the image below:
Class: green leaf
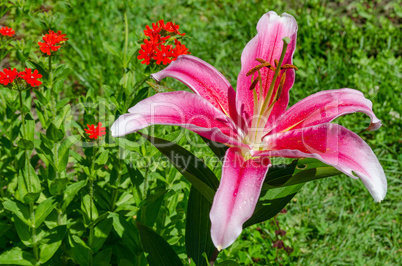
[33,89,49,105]
[95,150,109,165]
[146,81,175,93]
[26,60,49,80]
[201,136,228,160]
[93,247,113,266]
[81,193,98,223]
[139,133,219,202]
[62,180,87,212]
[55,98,70,111]
[24,114,35,141]
[137,221,183,266]
[39,225,67,263]
[35,197,58,228]
[92,218,113,253]
[46,122,64,142]
[216,260,241,266]
[57,136,80,171]
[0,247,36,265]
[263,158,341,189]
[69,234,91,266]
[14,215,32,247]
[137,188,165,227]
[18,160,41,204]
[49,178,69,195]
[17,139,34,150]
[109,212,140,254]
[103,41,123,65]
[186,187,215,266]
[3,200,30,226]
[244,187,300,228]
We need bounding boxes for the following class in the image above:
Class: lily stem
[209,248,220,266]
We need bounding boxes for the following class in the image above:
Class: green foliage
[0,0,399,265]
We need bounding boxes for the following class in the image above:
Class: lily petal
[236,11,297,126]
[267,88,382,134]
[151,55,244,130]
[111,91,244,147]
[260,123,387,202]
[210,147,270,250]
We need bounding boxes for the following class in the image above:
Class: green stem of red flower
[19,89,39,262]
[124,75,150,111]
[88,140,98,266]
[49,55,55,117]
[123,11,129,69]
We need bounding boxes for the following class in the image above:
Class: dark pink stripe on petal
[151,55,245,130]
[236,11,298,127]
[210,147,270,250]
[260,123,387,202]
[111,91,245,147]
[267,88,382,134]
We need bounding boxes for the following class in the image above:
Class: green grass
[2,0,401,264]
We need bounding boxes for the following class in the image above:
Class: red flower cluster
[0,68,42,87]
[38,30,68,55]
[138,20,189,65]
[85,122,106,139]
[0,26,15,37]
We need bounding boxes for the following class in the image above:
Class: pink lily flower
[111,11,387,250]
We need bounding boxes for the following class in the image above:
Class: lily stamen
[247,61,275,76]
[281,64,298,70]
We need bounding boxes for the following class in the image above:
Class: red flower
[164,22,185,36]
[0,68,19,85]
[20,68,42,87]
[138,40,155,65]
[38,30,68,55]
[144,21,162,38]
[0,26,15,37]
[85,122,106,139]
[139,20,189,65]
[172,40,190,60]
[154,45,173,65]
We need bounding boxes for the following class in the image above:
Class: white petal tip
[216,246,222,251]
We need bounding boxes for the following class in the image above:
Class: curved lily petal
[260,123,387,202]
[210,147,270,250]
[267,88,382,134]
[111,91,244,147]
[151,55,245,130]
[236,11,297,126]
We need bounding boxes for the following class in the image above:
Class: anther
[246,62,275,76]
[281,64,298,70]
[249,77,260,91]
[274,59,279,67]
[255,58,267,64]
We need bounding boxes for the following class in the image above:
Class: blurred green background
[3,0,401,264]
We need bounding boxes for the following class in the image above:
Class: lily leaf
[137,188,166,227]
[137,221,183,266]
[263,158,341,190]
[186,187,215,266]
[139,133,219,202]
[201,136,228,161]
